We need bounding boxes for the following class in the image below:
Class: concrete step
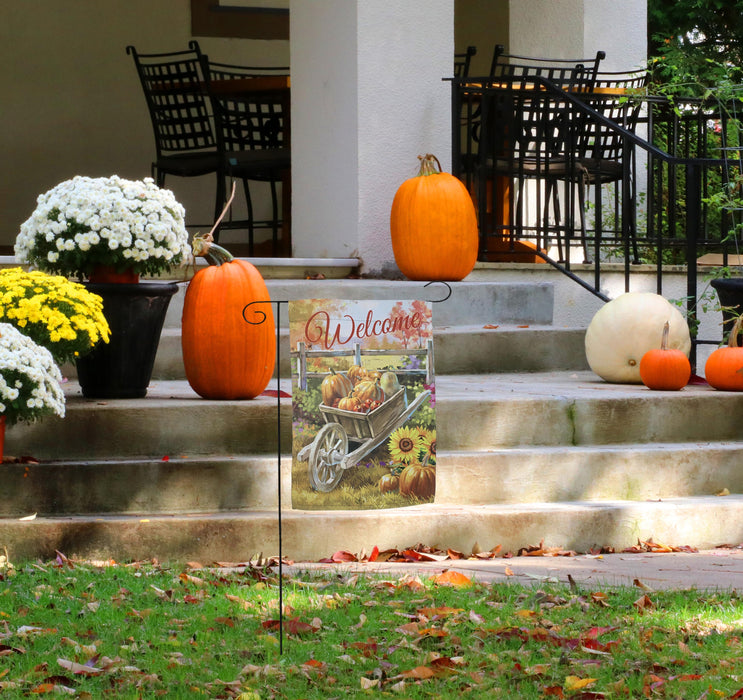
[129,324,590,380]
[3,496,743,563]
[62,324,590,380]
[9,374,743,462]
[154,278,555,330]
[61,278,580,379]
[5,440,741,518]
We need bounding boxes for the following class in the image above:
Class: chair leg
[241,179,255,257]
[545,180,564,263]
[269,179,280,257]
[212,174,227,243]
[578,178,590,264]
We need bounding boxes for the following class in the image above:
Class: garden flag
[289,299,436,510]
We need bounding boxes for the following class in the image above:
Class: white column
[290,0,454,276]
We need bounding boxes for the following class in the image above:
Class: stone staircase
[3,266,743,563]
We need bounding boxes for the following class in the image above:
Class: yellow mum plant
[0,268,110,365]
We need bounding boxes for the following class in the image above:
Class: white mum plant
[14,175,190,280]
[0,323,65,426]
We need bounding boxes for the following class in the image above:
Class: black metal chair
[473,46,606,261]
[569,70,649,262]
[201,58,291,255]
[454,45,477,78]
[489,44,605,85]
[126,42,223,227]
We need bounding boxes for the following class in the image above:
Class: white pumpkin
[585,292,691,383]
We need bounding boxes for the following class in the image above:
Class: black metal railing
[450,75,743,367]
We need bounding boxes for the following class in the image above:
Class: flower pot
[75,282,178,399]
[710,277,743,339]
[88,266,140,284]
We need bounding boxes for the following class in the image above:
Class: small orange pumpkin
[182,236,275,399]
[639,321,691,391]
[337,396,362,412]
[378,473,400,494]
[347,364,367,385]
[321,368,353,406]
[398,462,436,499]
[705,316,743,391]
[390,154,478,281]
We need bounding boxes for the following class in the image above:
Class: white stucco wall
[583,0,647,70]
[509,0,646,70]
[291,0,453,276]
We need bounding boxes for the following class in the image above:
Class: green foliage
[648,0,743,72]
[292,385,323,428]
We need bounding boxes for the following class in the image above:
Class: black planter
[76,282,179,399]
[710,277,743,338]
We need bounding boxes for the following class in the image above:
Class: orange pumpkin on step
[705,316,743,391]
[390,154,478,281]
[182,235,275,399]
[639,321,691,391]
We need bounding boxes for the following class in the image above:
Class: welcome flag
[288,298,435,510]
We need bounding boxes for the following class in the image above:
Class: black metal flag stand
[241,282,451,655]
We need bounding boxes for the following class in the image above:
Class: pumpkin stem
[417,153,443,177]
[192,233,235,266]
[660,321,670,351]
[191,182,238,266]
[728,315,743,348]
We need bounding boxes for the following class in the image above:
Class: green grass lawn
[1,556,742,698]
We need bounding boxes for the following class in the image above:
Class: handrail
[450,74,743,369]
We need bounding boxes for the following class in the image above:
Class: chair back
[489,44,605,88]
[454,46,477,78]
[574,70,649,163]
[126,42,215,158]
[202,59,290,152]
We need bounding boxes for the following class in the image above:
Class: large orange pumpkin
[705,316,743,391]
[352,378,385,404]
[398,462,436,499]
[390,154,478,281]
[182,235,275,399]
[321,369,353,406]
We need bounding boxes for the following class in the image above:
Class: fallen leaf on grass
[633,578,654,591]
[261,617,320,635]
[57,658,103,676]
[398,665,437,680]
[417,606,464,619]
[430,570,472,587]
[590,591,610,607]
[418,628,449,639]
[0,643,25,655]
[564,675,597,691]
[633,594,655,613]
[30,682,76,695]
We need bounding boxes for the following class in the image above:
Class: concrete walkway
[288,548,743,590]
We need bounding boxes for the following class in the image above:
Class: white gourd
[585,292,691,383]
